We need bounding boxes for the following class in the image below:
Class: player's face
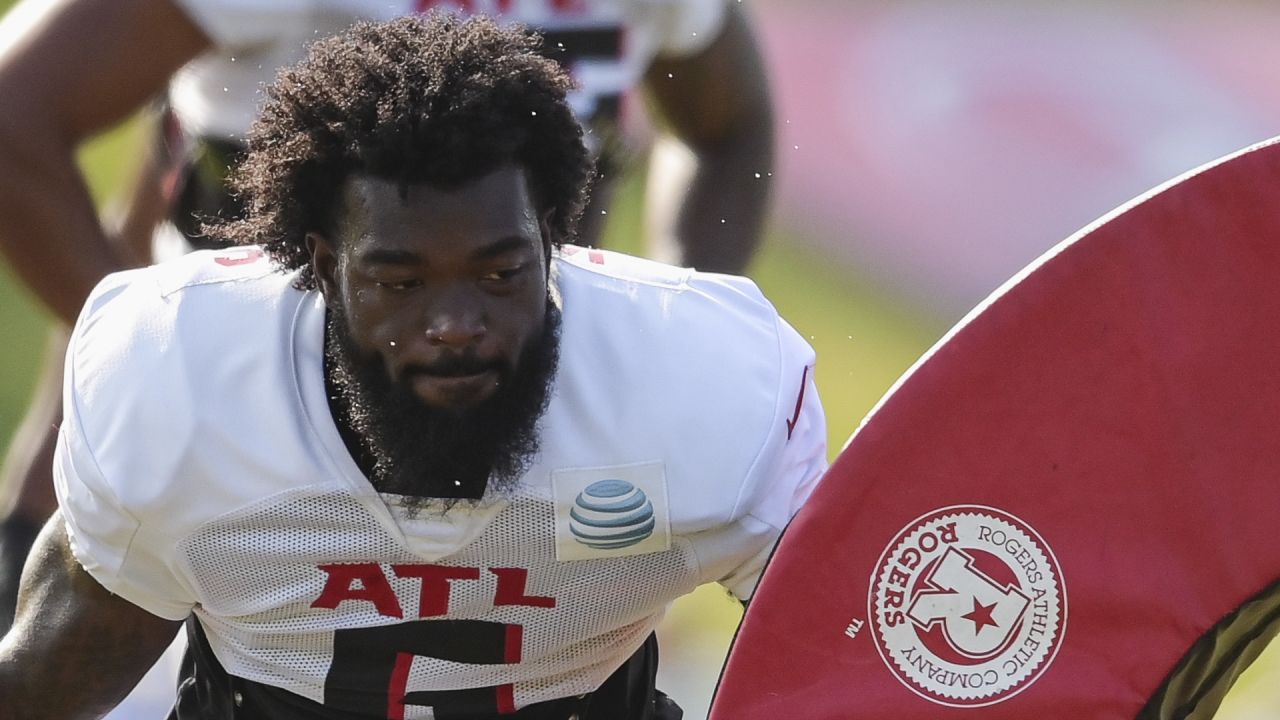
[312,166,552,412]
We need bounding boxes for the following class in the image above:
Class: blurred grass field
[2,1,1278,716]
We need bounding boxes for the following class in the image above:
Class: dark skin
[0,0,210,323]
[0,513,181,718]
[0,167,557,716]
[309,167,554,413]
[641,3,774,274]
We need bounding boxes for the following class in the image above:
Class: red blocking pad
[711,137,1280,719]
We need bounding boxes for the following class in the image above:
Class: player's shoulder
[63,249,312,504]
[553,243,801,357]
[68,247,303,427]
[154,246,287,296]
[75,247,292,337]
[57,250,331,598]
[552,247,817,500]
[553,244,774,320]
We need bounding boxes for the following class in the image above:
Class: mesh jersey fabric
[167,0,731,141]
[54,246,826,714]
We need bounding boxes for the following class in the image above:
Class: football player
[0,15,821,718]
[0,0,774,633]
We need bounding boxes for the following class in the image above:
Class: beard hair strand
[324,302,562,517]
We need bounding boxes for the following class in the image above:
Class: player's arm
[0,0,210,324]
[0,512,181,719]
[727,309,827,599]
[642,2,774,274]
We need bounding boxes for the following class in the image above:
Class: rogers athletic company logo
[868,505,1066,707]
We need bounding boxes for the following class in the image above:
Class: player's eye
[480,264,528,284]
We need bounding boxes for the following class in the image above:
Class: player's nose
[422,286,487,350]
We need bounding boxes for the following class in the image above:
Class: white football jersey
[55,246,825,714]
[168,0,731,142]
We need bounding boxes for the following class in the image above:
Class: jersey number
[324,619,523,719]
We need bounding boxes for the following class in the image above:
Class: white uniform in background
[170,0,730,143]
[58,247,825,714]
[154,0,733,261]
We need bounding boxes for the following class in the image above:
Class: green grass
[0,265,46,436]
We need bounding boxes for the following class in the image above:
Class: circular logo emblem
[868,505,1066,707]
[569,480,655,549]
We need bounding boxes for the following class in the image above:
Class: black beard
[324,302,561,516]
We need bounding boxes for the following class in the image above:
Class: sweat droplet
[389,341,397,347]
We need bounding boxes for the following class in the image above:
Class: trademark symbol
[844,618,864,639]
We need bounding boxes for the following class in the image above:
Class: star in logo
[962,598,1000,634]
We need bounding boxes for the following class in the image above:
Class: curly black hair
[214,13,592,289]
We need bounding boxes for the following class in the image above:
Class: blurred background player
[0,0,775,632]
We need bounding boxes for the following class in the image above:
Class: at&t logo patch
[552,462,670,561]
[569,479,656,549]
[868,505,1066,707]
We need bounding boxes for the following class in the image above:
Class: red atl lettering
[490,568,556,608]
[312,563,557,619]
[392,565,481,617]
[312,563,404,618]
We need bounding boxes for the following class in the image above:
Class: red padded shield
[711,138,1280,719]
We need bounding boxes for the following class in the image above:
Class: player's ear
[307,231,341,306]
